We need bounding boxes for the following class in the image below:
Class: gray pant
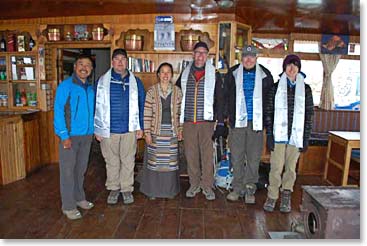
[58,135,93,211]
[228,122,263,193]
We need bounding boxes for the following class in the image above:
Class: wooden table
[324,131,360,186]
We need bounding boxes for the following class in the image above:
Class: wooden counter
[0,114,26,185]
[324,131,360,186]
[0,111,45,185]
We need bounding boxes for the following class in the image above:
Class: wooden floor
[0,142,327,239]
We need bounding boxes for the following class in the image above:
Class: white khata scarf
[273,72,305,148]
[179,60,216,124]
[234,63,266,130]
[94,69,140,138]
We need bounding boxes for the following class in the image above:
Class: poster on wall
[154,16,175,50]
[321,34,349,55]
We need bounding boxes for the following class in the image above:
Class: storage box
[300,186,360,239]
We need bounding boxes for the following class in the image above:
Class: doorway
[57,48,110,84]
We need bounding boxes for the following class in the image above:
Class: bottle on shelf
[29,37,35,51]
[15,89,21,106]
[20,89,27,106]
[0,35,6,52]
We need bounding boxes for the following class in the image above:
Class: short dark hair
[74,53,93,65]
[112,48,128,59]
[156,62,173,76]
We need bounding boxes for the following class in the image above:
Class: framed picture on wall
[17,35,25,52]
[321,34,349,55]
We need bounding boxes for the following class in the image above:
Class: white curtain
[319,54,341,110]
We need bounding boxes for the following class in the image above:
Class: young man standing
[94,48,145,205]
[176,42,226,200]
[225,45,274,204]
[54,54,95,220]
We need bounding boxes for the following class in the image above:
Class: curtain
[319,54,341,110]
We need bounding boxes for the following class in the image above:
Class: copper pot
[180,35,200,51]
[92,27,104,41]
[124,34,144,51]
[48,28,60,41]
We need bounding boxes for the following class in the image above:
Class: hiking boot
[226,191,244,201]
[280,190,292,213]
[263,197,277,212]
[185,185,201,198]
[202,187,215,200]
[107,190,120,205]
[245,184,256,204]
[76,200,94,210]
[122,192,134,204]
[62,209,82,220]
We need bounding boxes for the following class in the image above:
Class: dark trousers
[228,122,263,193]
[58,135,93,210]
[183,122,215,189]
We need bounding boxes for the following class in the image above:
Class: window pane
[332,59,360,107]
[301,60,323,105]
[293,40,320,53]
[258,57,323,106]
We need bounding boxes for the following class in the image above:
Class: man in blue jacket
[94,48,145,205]
[54,54,95,220]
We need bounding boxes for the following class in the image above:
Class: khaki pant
[183,122,215,189]
[100,132,136,192]
[267,143,300,200]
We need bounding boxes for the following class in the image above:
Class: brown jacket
[144,83,183,136]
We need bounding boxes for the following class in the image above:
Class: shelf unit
[0,51,40,111]
[117,28,216,89]
[216,21,252,73]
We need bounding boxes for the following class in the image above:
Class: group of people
[54,41,313,220]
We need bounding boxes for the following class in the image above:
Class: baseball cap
[242,45,259,57]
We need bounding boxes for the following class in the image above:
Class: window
[257,57,323,105]
[332,59,360,107]
[293,40,320,53]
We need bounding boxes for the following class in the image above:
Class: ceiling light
[216,0,233,8]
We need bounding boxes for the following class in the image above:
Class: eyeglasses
[194,51,208,56]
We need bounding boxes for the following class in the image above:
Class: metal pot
[92,27,104,41]
[180,35,200,51]
[48,28,60,41]
[124,34,144,51]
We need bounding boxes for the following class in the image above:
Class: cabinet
[0,115,26,185]
[0,52,40,110]
[216,21,251,72]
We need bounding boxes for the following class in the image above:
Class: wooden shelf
[10,80,37,83]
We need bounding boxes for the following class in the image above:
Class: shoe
[122,192,134,204]
[263,197,277,212]
[245,184,256,204]
[107,190,120,205]
[202,187,215,200]
[76,200,94,210]
[279,190,292,213]
[226,191,244,201]
[62,209,82,220]
[185,185,201,198]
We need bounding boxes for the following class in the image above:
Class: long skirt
[139,124,180,198]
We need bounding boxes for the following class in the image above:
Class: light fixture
[216,0,234,8]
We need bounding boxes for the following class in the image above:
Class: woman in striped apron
[139,62,183,199]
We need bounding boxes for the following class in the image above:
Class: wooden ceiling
[0,0,360,35]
